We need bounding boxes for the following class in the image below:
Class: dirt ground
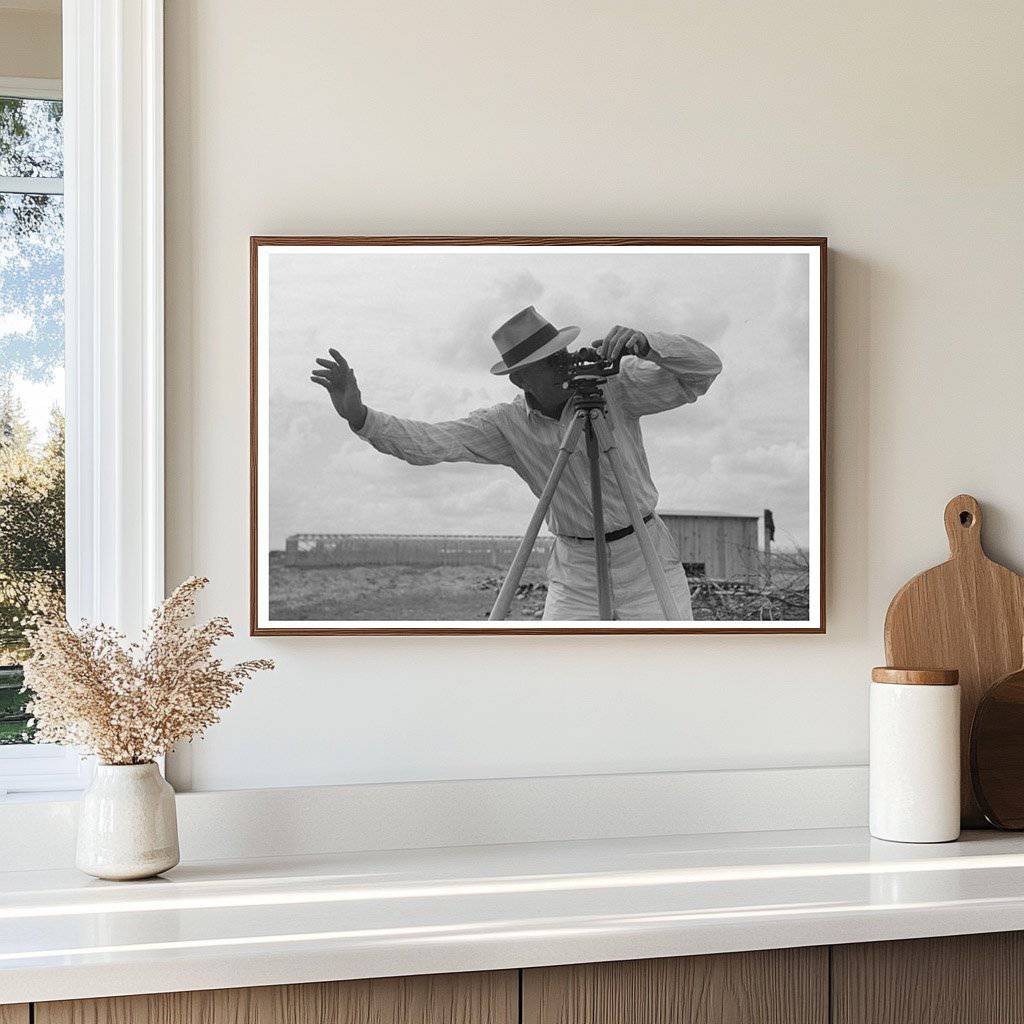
[268,561,811,622]
[269,563,550,621]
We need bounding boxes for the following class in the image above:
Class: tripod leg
[590,413,682,620]
[489,413,587,621]
[585,413,613,620]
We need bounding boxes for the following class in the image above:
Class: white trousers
[542,515,693,621]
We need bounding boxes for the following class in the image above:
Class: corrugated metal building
[284,509,763,582]
[284,533,554,570]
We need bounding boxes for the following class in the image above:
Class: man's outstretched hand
[600,325,650,362]
[311,349,368,431]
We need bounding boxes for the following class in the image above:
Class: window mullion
[0,176,64,195]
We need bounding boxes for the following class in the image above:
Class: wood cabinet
[832,932,1024,1024]
[34,971,517,1024]
[16,932,1024,1024]
[522,948,827,1024]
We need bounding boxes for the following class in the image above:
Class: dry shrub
[22,577,273,764]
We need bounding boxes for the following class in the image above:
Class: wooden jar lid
[871,667,960,686]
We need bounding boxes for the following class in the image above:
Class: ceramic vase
[76,762,180,880]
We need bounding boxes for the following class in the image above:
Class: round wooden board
[971,665,1024,829]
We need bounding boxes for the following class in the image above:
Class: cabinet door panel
[0,1007,29,1024]
[833,932,1024,1024]
[36,970,517,1024]
[523,948,827,1024]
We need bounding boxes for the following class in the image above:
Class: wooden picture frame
[251,236,827,635]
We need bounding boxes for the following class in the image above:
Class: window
[1,6,166,799]
[0,77,83,798]
[1,83,65,723]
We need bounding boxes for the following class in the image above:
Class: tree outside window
[0,93,65,744]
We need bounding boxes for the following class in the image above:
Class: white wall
[164,0,1024,792]
[0,3,61,80]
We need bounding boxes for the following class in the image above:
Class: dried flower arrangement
[22,577,273,765]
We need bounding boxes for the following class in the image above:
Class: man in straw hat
[311,307,722,620]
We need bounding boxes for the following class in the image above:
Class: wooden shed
[656,509,761,582]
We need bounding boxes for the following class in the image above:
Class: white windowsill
[0,744,93,800]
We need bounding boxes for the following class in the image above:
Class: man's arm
[606,330,723,418]
[311,349,515,467]
[355,406,515,467]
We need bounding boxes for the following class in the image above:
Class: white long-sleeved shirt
[355,333,722,538]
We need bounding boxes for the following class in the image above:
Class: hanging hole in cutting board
[960,510,974,527]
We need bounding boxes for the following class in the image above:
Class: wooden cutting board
[884,494,1024,827]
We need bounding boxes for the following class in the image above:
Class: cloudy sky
[266,247,813,551]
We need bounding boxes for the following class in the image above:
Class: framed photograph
[251,236,826,635]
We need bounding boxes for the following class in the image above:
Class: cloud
[438,270,549,369]
[265,249,814,549]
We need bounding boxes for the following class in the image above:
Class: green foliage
[0,96,62,178]
[0,665,31,744]
[0,391,65,743]
[0,387,65,670]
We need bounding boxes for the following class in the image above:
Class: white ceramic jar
[870,667,960,843]
[76,762,180,880]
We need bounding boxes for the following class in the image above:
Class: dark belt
[569,514,653,544]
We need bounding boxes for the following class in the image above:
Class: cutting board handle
[944,493,983,559]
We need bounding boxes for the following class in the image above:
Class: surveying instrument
[489,347,682,621]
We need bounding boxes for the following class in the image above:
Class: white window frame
[0,1,164,800]
[0,77,61,101]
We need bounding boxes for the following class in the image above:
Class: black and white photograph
[251,238,825,634]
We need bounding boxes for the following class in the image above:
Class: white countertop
[4,826,1024,1004]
